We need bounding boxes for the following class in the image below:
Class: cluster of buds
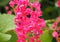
[9,0,46,42]
[52,16,60,29]
[52,27,60,42]
[5,6,12,14]
[52,16,60,42]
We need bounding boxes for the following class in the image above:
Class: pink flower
[5,6,9,11]
[9,1,15,7]
[57,16,60,22]
[37,11,42,17]
[13,0,18,4]
[17,39,26,42]
[52,22,58,29]
[7,10,12,14]
[29,37,35,42]
[30,1,41,11]
[36,40,41,42]
[17,32,27,39]
[52,31,58,38]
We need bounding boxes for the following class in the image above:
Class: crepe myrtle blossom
[9,0,46,42]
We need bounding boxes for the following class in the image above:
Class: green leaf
[40,30,53,42]
[0,0,9,6]
[0,14,15,33]
[0,32,11,42]
[7,31,17,42]
[38,0,41,2]
[30,0,34,2]
[30,0,41,2]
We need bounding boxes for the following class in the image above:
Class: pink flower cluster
[9,0,46,42]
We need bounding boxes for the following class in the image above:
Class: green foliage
[0,14,16,42]
[30,0,34,2]
[0,14,15,33]
[0,33,11,42]
[0,0,9,6]
[7,31,17,42]
[38,0,41,2]
[30,0,41,2]
[45,20,54,30]
[41,0,59,20]
[40,30,53,42]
